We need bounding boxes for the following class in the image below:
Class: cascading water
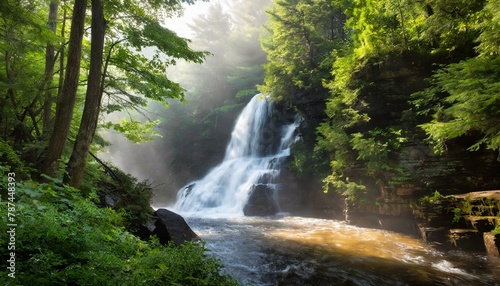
[173,94,298,216]
[167,94,499,286]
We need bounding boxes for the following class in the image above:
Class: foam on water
[173,94,298,216]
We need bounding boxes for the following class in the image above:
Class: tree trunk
[57,2,68,104]
[42,0,59,138]
[396,0,409,50]
[42,0,87,178]
[65,0,105,187]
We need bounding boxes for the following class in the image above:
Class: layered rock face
[281,52,500,217]
[350,52,500,197]
[413,191,500,257]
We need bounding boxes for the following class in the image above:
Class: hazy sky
[164,1,224,37]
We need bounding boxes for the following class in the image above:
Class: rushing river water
[169,94,500,285]
[183,215,500,286]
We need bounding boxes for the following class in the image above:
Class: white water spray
[173,94,298,216]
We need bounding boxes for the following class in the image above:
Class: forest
[1,0,499,284]
[261,0,500,202]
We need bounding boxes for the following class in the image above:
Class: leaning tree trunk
[65,0,105,187]
[42,0,87,178]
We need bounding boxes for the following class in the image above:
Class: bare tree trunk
[65,0,105,187]
[42,0,59,138]
[42,0,87,178]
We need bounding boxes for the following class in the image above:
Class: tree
[414,0,500,153]
[42,0,88,179]
[64,0,105,187]
[260,0,347,103]
[226,0,271,95]
[41,0,59,138]
[63,0,208,187]
[0,0,57,145]
[316,0,491,200]
[187,3,232,111]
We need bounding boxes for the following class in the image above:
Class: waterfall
[173,94,298,216]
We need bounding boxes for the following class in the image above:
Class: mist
[99,0,272,206]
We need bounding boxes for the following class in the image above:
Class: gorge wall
[274,51,500,233]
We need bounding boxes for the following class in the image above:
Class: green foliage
[0,0,59,141]
[308,0,495,204]
[0,180,237,286]
[316,110,408,198]
[415,56,500,153]
[419,192,500,226]
[322,171,367,201]
[345,0,405,57]
[0,139,34,180]
[103,120,162,143]
[419,191,452,204]
[410,0,500,154]
[260,0,346,103]
[0,0,212,186]
[457,196,500,217]
[492,226,500,234]
[235,89,260,99]
[288,139,329,176]
[452,207,463,223]
[94,165,155,233]
[476,0,500,56]
[418,0,484,55]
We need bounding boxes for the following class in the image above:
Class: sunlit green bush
[0,180,237,286]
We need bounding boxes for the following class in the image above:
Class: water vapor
[100,0,272,205]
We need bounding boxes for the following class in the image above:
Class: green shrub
[0,139,34,183]
[0,180,237,286]
[93,165,155,234]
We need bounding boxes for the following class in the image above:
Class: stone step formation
[414,190,500,257]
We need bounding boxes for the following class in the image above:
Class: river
[170,94,500,285]
[183,214,500,286]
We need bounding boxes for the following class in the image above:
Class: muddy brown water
[185,215,500,286]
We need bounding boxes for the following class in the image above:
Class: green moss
[492,226,500,234]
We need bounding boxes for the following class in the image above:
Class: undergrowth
[0,179,237,285]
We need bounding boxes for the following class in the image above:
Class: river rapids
[169,94,500,285]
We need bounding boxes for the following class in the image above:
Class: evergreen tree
[414,0,500,153]
[260,0,346,103]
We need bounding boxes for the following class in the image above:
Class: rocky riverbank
[413,190,500,257]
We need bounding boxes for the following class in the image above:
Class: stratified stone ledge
[484,232,500,257]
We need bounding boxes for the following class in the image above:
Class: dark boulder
[144,208,199,245]
[243,184,279,216]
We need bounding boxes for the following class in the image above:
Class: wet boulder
[151,208,200,245]
[244,184,279,216]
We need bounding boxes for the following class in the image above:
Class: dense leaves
[260,0,346,102]
[0,0,210,184]
[0,180,237,285]
[413,0,500,153]
[0,1,239,284]
[261,0,499,201]
[415,57,500,153]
